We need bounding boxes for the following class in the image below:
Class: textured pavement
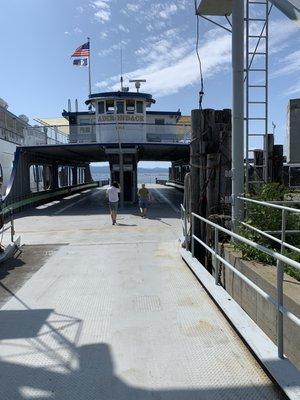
[0,186,284,399]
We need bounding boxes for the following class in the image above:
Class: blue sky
[0,0,299,168]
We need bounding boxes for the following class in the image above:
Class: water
[92,172,169,184]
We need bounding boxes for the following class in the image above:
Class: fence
[181,203,300,360]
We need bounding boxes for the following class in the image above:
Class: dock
[0,185,285,399]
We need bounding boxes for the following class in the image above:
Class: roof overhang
[20,143,189,163]
[197,0,300,24]
[269,0,300,25]
[197,0,232,16]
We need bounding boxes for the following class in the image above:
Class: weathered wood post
[273,145,284,183]
[267,133,274,182]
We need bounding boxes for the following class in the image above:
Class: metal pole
[10,210,15,243]
[184,207,188,249]
[88,37,92,96]
[116,121,124,208]
[263,0,269,183]
[277,208,287,359]
[232,0,245,232]
[192,214,195,258]
[214,227,219,285]
[245,1,250,194]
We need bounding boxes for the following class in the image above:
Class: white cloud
[118,24,129,33]
[272,50,300,77]
[96,30,231,97]
[285,81,300,96]
[64,31,70,35]
[98,40,129,57]
[92,0,111,23]
[76,6,84,14]
[159,4,178,19]
[126,4,140,12]
[100,31,108,39]
[73,27,82,34]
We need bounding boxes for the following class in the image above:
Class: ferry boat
[0,98,67,198]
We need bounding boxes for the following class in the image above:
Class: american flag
[71,42,90,57]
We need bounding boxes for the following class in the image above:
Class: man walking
[106,181,121,225]
[138,183,151,218]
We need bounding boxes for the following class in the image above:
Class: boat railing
[32,123,191,145]
[180,203,300,361]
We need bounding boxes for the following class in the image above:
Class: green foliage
[234,183,300,281]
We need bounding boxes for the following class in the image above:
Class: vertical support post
[245,0,250,194]
[184,206,188,249]
[232,0,245,232]
[277,208,287,359]
[263,0,269,183]
[192,214,195,258]
[116,122,124,208]
[88,37,92,97]
[10,210,15,243]
[214,227,219,285]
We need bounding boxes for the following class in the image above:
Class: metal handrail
[192,211,299,270]
[180,204,300,360]
[238,196,300,213]
[240,221,300,254]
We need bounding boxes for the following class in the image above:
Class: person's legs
[112,202,118,224]
[143,207,148,217]
[139,200,146,217]
[110,210,114,223]
[109,202,117,225]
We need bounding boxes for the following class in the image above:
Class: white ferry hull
[0,138,16,197]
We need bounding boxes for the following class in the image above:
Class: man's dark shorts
[109,201,119,212]
[139,199,148,209]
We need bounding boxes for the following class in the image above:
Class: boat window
[98,101,105,114]
[155,118,165,125]
[136,101,144,114]
[77,167,85,184]
[58,166,74,188]
[126,100,135,114]
[30,164,52,193]
[80,126,91,133]
[116,101,124,114]
[106,100,115,114]
[79,118,90,125]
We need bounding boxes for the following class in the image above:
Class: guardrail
[1,182,99,216]
[181,204,300,360]
[238,196,300,255]
[34,123,191,145]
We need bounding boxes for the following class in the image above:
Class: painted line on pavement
[53,189,101,215]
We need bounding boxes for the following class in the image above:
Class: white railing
[181,204,300,360]
[238,196,300,255]
[43,123,191,145]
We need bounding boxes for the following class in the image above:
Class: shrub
[235,183,300,281]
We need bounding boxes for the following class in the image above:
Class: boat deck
[0,185,285,399]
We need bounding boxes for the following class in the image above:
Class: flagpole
[88,37,92,96]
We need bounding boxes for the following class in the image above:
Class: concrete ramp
[0,186,285,399]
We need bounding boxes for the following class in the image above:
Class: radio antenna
[120,46,124,91]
